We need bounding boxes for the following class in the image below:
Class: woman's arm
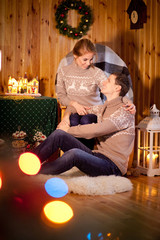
[56,70,70,106]
[70,101,90,115]
[56,70,91,114]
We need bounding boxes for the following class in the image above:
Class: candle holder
[136,104,160,176]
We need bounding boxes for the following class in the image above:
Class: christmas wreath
[55,0,93,39]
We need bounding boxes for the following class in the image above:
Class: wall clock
[127,0,147,29]
[131,10,138,24]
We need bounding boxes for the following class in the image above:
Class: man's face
[74,52,94,69]
[101,74,119,95]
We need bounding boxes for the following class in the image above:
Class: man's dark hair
[113,72,130,97]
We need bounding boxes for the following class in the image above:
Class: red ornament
[75,33,78,36]
[85,12,88,15]
[79,6,82,9]
[61,13,64,17]
[65,7,68,10]
[64,27,67,30]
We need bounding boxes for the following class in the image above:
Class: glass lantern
[136,104,160,176]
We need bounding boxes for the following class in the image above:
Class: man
[33,73,135,176]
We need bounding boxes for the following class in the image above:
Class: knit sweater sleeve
[56,68,70,106]
[68,120,117,139]
[68,107,134,139]
[94,68,108,90]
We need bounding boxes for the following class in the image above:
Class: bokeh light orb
[45,178,68,198]
[18,152,41,175]
[43,200,73,224]
[0,175,2,189]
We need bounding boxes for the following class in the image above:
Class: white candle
[147,153,159,168]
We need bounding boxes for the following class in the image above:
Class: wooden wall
[0,0,160,126]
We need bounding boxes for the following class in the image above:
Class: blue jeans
[33,129,122,177]
[70,113,97,150]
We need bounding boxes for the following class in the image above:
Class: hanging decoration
[127,0,147,29]
[55,0,93,39]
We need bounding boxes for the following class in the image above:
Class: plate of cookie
[12,139,28,148]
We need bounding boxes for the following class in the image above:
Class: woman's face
[74,52,95,69]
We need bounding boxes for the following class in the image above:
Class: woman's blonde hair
[73,38,96,57]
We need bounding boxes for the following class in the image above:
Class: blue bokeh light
[45,177,68,198]
[87,232,91,240]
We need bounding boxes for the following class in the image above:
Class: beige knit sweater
[68,97,135,175]
[56,61,107,107]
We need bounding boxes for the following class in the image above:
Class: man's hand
[57,120,70,132]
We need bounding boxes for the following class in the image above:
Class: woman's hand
[124,103,136,115]
[70,101,90,115]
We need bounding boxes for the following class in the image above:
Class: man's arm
[68,107,134,139]
[67,120,116,139]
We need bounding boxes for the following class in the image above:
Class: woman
[56,38,135,148]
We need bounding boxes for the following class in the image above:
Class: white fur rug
[30,167,133,196]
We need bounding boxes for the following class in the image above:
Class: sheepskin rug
[31,167,133,195]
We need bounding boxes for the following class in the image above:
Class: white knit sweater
[56,61,108,107]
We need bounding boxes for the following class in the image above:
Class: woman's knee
[70,113,81,126]
[80,114,97,125]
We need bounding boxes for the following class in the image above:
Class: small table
[0,95,58,139]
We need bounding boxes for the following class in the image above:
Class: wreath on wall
[55,0,94,39]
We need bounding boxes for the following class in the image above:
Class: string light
[18,152,41,175]
[43,200,73,224]
[44,178,68,198]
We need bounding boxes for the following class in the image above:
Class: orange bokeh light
[18,152,41,175]
[0,175,2,189]
[43,200,73,224]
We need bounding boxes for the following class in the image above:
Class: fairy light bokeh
[18,152,41,175]
[0,174,2,189]
[44,177,68,198]
[43,200,73,224]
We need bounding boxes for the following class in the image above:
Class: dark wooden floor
[0,153,160,240]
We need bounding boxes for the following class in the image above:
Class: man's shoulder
[112,106,134,119]
[107,106,135,128]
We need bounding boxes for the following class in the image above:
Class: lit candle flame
[147,153,158,160]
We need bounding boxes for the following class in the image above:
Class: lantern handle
[150,104,159,117]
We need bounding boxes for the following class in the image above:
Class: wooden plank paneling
[15,0,24,78]
[154,0,160,107]
[3,0,16,92]
[0,0,5,92]
[0,0,159,127]
[30,0,40,78]
[40,0,50,96]
[155,0,160,107]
